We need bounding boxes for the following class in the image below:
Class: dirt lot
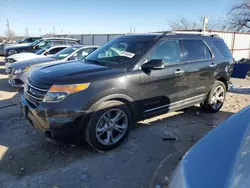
[1,57,250,188]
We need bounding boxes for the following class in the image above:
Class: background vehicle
[7,45,98,87]
[4,38,80,58]
[17,37,42,44]
[169,105,250,188]
[5,45,69,67]
[20,33,233,150]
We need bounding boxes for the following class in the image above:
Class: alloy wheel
[96,108,128,146]
[211,85,225,110]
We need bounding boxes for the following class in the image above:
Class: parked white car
[5,45,69,68]
[7,45,99,87]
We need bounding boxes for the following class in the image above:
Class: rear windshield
[213,41,232,58]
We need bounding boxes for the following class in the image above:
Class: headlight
[43,83,90,103]
[14,67,30,74]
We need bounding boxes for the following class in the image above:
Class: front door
[139,39,187,114]
[181,39,215,102]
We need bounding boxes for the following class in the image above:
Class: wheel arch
[215,73,229,91]
[87,93,138,122]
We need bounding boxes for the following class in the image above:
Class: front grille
[6,67,13,74]
[24,78,51,107]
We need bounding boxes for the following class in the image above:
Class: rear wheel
[201,80,226,113]
[84,100,131,151]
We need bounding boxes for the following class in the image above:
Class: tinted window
[66,41,78,46]
[37,40,51,48]
[148,40,181,64]
[213,41,232,58]
[183,40,212,61]
[48,47,66,54]
[51,40,64,46]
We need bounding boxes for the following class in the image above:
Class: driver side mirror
[141,59,164,70]
[33,45,38,50]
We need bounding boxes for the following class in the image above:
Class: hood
[4,43,32,50]
[169,106,250,188]
[8,52,38,60]
[29,60,124,85]
[9,57,57,70]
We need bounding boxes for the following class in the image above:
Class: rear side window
[48,47,66,54]
[51,40,64,46]
[213,41,232,58]
[183,40,212,61]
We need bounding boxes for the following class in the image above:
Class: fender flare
[86,93,138,121]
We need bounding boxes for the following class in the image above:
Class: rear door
[140,39,188,113]
[181,39,215,102]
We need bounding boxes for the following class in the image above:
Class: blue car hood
[170,106,250,188]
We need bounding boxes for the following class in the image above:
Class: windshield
[35,48,48,55]
[51,47,78,60]
[85,38,153,68]
[30,39,42,46]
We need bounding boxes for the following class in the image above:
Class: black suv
[18,37,42,44]
[21,33,233,150]
[4,38,80,58]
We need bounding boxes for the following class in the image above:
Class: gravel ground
[1,57,250,188]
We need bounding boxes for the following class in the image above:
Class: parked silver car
[5,45,69,68]
[6,45,99,87]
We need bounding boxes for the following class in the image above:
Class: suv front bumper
[20,93,85,138]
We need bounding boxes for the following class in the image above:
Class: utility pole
[39,28,41,36]
[5,18,14,41]
[203,17,208,33]
[133,26,136,33]
[25,28,29,37]
[53,26,55,35]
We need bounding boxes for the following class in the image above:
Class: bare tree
[225,0,250,32]
[169,17,225,31]
[4,19,15,41]
[169,18,199,30]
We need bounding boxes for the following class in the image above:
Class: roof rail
[173,31,220,38]
[155,31,173,39]
[155,30,220,38]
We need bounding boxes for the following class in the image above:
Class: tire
[201,80,226,113]
[84,100,131,151]
[8,49,17,56]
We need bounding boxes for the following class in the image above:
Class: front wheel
[201,80,226,113]
[84,100,131,151]
[8,49,18,56]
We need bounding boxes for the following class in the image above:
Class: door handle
[210,63,217,68]
[175,69,184,75]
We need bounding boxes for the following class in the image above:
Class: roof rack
[156,30,220,38]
